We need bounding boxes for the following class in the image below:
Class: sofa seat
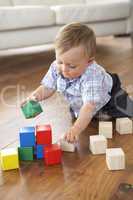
[52,0,130,24]
[0,6,55,31]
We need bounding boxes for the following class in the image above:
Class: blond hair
[54,22,96,58]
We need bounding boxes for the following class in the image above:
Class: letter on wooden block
[99,121,113,138]
[116,118,133,134]
[106,148,125,170]
[90,135,107,154]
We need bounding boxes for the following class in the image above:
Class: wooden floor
[0,36,133,200]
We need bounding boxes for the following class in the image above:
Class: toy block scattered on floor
[59,139,75,152]
[106,148,125,170]
[18,147,34,161]
[89,135,107,155]
[36,125,52,145]
[44,144,62,165]
[19,127,35,147]
[0,148,19,171]
[99,121,113,138]
[21,100,43,119]
[116,117,133,134]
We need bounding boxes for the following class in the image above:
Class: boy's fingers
[30,95,38,101]
[20,95,37,107]
[20,100,27,107]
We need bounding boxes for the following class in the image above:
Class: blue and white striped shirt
[41,60,113,117]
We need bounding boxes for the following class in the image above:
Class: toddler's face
[56,46,92,79]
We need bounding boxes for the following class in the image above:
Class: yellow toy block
[0,148,19,171]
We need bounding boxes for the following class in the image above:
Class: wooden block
[59,139,75,152]
[106,148,125,170]
[19,127,35,147]
[90,135,107,154]
[36,144,49,159]
[21,100,43,119]
[116,117,133,134]
[99,121,113,138]
[36,124,52,145]
[0,148,19,171]
[18,147,34,161]
[44,144,62,165]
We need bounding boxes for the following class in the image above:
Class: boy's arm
[64,102,96,143]
[21,85,55,106]
[31,85,55,101]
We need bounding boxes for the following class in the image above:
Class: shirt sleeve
[81,69,112,113]
[41,61,58,90]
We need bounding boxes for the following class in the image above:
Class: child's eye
[69,65,77,69]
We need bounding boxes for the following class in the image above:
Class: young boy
[21,22,133,143]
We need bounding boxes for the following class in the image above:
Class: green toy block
[18,147,34,161]
[21,100,43,119]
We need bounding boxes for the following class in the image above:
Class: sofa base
[0,19,130,56]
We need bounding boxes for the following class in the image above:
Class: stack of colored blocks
[18,126,35,161]
[19,124,62,165]
[36,125,62,165]
[0,124,62,171]
[36,125,52,159]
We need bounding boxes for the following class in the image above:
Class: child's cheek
[57,65,61,73]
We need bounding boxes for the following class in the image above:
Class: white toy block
[59,139,75,152]
[106,148,125,170]
[116,117,133,134]
[90,135,107,154]
[99,121,113,138]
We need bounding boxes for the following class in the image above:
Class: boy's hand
[21,95,38,107]
[64,127,80,143]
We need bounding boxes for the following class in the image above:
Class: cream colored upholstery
[0,0,133,55]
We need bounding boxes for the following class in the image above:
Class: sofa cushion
[0,6,55,31]
[0,0,12,6]
[52,0,130,25]
[12,0,85,6]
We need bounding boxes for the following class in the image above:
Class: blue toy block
[19,127,35,147]
[36,144,49,159]
[36,145,44,159]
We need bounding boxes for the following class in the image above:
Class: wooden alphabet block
[116,117,133,134]
[106,148,125,170]
[60,139,75,152]
[0,148,19,171]
[90,135,107,154]
[99,121,113,138]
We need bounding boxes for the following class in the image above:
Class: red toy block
[44,144,62,165]
[36,125,52,145]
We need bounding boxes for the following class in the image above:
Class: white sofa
[0,0,133,55]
